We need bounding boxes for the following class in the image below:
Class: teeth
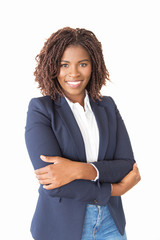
[67,81,81,85]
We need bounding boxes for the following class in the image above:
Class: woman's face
[57,45,92,103]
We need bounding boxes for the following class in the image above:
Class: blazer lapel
[54,96,87,162]
[89,98,109,161]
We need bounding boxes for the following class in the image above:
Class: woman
[25,27,140,240]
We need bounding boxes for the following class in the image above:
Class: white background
[0,0,160,239]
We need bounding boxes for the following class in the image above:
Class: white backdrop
[0,0,160,239]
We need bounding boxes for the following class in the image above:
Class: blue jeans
[81,204,127,240]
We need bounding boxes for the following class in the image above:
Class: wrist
[119,182,126,195]
[111,182,126,196]
[75,162,97,180]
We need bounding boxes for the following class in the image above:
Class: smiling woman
[25,27,140,240]
[34,27,110,101]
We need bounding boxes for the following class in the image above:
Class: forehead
[61,45,90,61]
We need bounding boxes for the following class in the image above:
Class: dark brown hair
[34,27,110,100]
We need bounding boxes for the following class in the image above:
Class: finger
[43,183,57,190]
[133,163,141,182]
[36,173,49,180]
[39,179,52,185]
[134,162,137,167]
[35,166,48,175]
[133,163,138,171]
[40,155,56,163]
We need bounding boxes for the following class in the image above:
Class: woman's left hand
[111,163,141,196]
[35,155,78,189]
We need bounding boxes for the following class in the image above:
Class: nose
[68,65,80,78]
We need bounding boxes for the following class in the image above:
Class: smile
[65,81,83,88]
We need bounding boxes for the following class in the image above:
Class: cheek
[58,69,66,79]
[84,66,92,78]
[57,70,68,84]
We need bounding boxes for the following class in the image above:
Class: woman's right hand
[111,163,141,196]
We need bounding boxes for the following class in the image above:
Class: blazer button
[94,200,98,204]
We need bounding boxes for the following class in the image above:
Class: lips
[65,80,83,88]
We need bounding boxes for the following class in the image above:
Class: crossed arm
[35,155,141,196]
[25,98,141,205]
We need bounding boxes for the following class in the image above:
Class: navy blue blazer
[25,94,135,240]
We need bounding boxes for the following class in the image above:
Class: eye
[60,64,69,68]
[80,63,87,67]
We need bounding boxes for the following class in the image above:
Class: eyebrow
[61,59,90,63]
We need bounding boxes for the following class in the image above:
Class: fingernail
[40,155,46,160]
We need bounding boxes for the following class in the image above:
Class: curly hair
[34,27,110,100]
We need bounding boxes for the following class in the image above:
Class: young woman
[25,27,140,240]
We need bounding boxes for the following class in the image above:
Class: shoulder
[97,96,122,119]
[27,96,54,116]
[29,95,52,106]
[26,96,56,126]
[97,96,117,109]
[28,96,53,109]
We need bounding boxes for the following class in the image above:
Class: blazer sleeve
[91,97,135,183]
[25,98,111,206]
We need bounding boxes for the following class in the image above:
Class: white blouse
[65,92,99,181]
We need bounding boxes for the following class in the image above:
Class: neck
[64,92,86,108]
